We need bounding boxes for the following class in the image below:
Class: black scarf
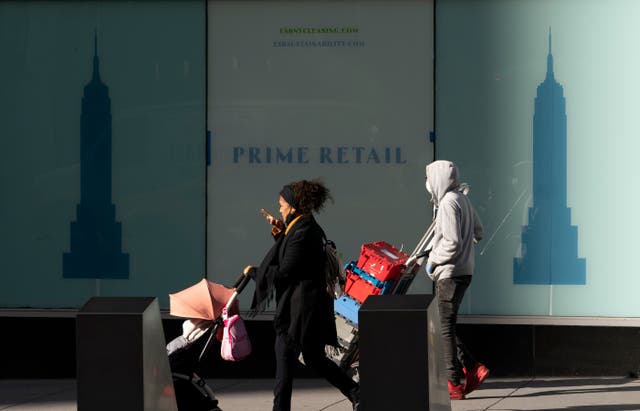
[248,234,284,316]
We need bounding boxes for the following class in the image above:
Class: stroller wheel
[173,373,221,411]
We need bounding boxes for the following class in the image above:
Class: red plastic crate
[356,241,409,282]
[344,269,382,304]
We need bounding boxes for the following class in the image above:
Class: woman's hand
[243,265,257,280]
[260,208,284,229]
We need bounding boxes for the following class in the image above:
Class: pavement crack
[318,397,349,410]
[481,377,535,410]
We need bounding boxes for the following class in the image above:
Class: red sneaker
[464,363,490,395]
[448,381,465,400]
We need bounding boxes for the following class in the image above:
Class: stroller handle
[234,272,252,294]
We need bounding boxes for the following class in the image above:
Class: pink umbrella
[169,278,236,320]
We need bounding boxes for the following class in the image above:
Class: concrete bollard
[359,294,450,411]
[76,297,177,411]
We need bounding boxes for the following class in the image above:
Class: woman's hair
[290,179,333,216]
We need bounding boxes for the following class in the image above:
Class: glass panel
[437,0,640,316]
[0,1,206,309]
[207,0,435,309]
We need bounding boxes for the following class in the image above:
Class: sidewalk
[1,376,639,410]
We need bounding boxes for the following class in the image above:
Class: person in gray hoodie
[425,160,489,400]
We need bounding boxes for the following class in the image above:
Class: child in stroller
[167,318,222,411]
[166,274,250,411]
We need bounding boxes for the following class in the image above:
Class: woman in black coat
[244,179,360,411]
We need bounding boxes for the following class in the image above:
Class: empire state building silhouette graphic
[513,32,585,285]
[63,33,129,279]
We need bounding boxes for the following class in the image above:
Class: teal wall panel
[437,0,640,316]
[0,1,206,309]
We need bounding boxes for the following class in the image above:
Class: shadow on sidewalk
[546,405,640,411]
[467,377,640,410]
[482,377,636,391]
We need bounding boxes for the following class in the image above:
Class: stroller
[166,273,251,411]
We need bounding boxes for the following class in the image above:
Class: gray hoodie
[425,160,483,281]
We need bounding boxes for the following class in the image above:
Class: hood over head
[425,160,460,206]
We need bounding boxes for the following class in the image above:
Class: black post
[359,294,450,411]
[76,297,177,411]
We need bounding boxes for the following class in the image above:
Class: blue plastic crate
[334,294,360,325]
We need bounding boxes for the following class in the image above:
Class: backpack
[323,237,346,298]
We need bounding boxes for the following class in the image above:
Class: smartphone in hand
[259,208,273,219]
[260,208,283,228]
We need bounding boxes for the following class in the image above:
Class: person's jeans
[273,334,358,411]
[436,275,477,385]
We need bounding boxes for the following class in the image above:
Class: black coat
[251,215,337,349]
